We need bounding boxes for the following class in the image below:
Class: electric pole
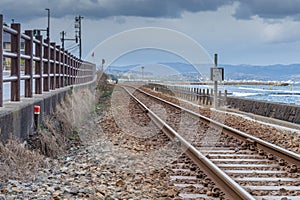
[75,15,83,59]
[45,8,50,39]
[61,15,83,57]
[60,31,65,49]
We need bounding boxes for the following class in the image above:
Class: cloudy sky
[2,0,300,66]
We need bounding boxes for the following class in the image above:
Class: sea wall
[0,77,97,141]
[226,96,300,124]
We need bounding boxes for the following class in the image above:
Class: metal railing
[0,15,95,107]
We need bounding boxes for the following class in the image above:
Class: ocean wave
[232,92,262,97]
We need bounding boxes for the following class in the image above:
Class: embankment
[0,78,97,141]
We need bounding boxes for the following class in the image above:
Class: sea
[4,81,300,106]
[188,83,300,106]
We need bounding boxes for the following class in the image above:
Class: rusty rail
[0,14,95,107]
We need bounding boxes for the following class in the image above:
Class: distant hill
[107,63,300,82]
[221,64,300,81]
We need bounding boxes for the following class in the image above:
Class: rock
[54,185,61,190]
[165,189,177,197]
[75,170,86,176]
[79,188,90,194]
[65,186,79,195]
[116,179,124,187]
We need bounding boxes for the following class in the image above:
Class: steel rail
[121,85,255,200]
[132,85,300,166]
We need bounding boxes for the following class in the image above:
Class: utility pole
[45,8,50,39]
[60,30,78,50]
[75,15,83,59]
[61,15,82,55]
[60,31,65,49]
[33,8,50,38]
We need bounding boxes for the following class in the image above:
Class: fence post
[60,48,66,87]
[67,53,71,85]
[75,59,79,84]
[218,90,222,107]
[56,45,61,88]
[71,55,75,84]
[199,88,202,104]
[224,90,228,106]
[74,57,77,84]
[35,35,43,94]
[75,59,77,85]
[50,42,56,90]
[43,39,50,91]
[210,89,213,105]
[77,60,80,84]
[11,23,21,101]
[65,51,70,86]
[0,15,3,107]
[192,87,195,101]
[206,89,209,105]
[202,89,205,104]
[25,30,33,97]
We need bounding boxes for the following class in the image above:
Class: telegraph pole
[61,15,83,57]
[60,31,65,49]
[75,15,83,59]
[45,8,50,39]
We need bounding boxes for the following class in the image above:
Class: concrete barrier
[0,77,97,141]
[226,96,300,124]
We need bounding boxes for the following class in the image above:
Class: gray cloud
[233,0,300,21]
[2,0,300,24]
[0,0,233,22]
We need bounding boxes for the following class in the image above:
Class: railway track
[116,84,300,200]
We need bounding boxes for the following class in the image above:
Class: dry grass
[0,86,99,181]
[30,88,97,158]
[55,89,96,136]
[30,116,66,158]
[0,137,48,181]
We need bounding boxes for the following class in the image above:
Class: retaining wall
[0,77,97,141]
[226,97,300,124]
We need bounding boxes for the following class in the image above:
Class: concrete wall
[226,96,300,124]
[0,77,97,141]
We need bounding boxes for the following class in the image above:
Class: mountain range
[107,63,300,82]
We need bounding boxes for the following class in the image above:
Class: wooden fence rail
[0,15,96,107]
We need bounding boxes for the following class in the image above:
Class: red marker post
[34,105,40,131]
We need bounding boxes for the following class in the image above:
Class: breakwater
[226,96,300,124]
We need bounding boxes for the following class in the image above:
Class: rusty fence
[0,15,96,107]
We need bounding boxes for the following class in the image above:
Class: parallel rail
[121,84,300,199]
[121,85,254,200]
[133,85,300,166]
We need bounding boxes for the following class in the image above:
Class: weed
[0,137,48,180]
[0,73,108,181]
